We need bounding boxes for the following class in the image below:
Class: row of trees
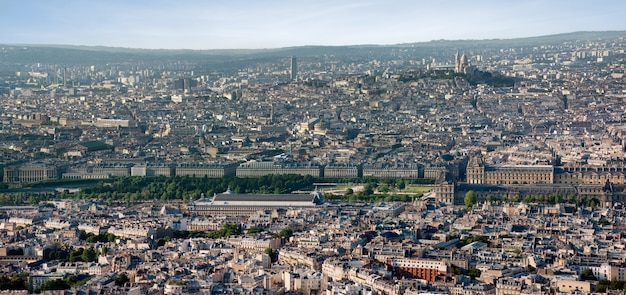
[273,228,295,239]
[43,246,98,263]
[0,273,28,290]
[0,273,90,292]
[596,279,626,292]
[0,192,47,206]
[79,230,117,243]
[318,178,434,186]
[80,174,314,197]
[449,264,482,279]
[8,174,607,208]
[346,193,414,203]
[6,247,24,256]
[327,181,421,203]
[0,174,316,205]
[0,175,436,206]
[34,275,89,293]
[486,193,600,207]
[331,192,415,203]
[464,190,602,209]
[578,269,626,292]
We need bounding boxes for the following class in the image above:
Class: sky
[1,0,625,50]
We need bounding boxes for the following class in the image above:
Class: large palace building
[467,156,626,186]
[3,163,61,183]
[554,166,626,184]
[435,155,626,207]
[186,189,324,217]
[466,156,554,185]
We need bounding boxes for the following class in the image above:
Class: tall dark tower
[290,56,297,80]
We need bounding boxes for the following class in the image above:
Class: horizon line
[1,30,623,52]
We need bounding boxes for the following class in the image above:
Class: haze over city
[2,0,626,49]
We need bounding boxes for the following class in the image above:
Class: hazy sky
[1,0,625,49]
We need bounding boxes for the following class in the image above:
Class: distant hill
[398,30,626,47]
[1,31,624,66]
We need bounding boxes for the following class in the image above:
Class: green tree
[378,185,390,193]
[362,184,374,196]
[114,273,130,286]
[449,264,462,275]
[69,248,82,262]
[156,237,171,247]
[468,268,482,279]
[568,195,577,204]
[597,280,610,292]
[207,223,242,238]
[7,247,24,256]
[579,196,589,207]
[0,272,29,290]
[580,268,597,281]
[34,279,70,292]
[81,247,97,262]
[106,233,117,242]
[555,194,564,203]
[278,228,294,239]
[464,190,476,210]
[246,226,263,234]
[537,194,545,203]
[222,223,241,236]
[264,247,278,262]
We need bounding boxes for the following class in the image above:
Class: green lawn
[319,184,354,191]
[401,186,434,193]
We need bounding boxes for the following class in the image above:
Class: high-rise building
[290,56,297,80]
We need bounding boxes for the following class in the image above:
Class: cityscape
[2,16,626,295]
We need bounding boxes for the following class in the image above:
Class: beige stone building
[466,157,553,185]
[3,163,61,183]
